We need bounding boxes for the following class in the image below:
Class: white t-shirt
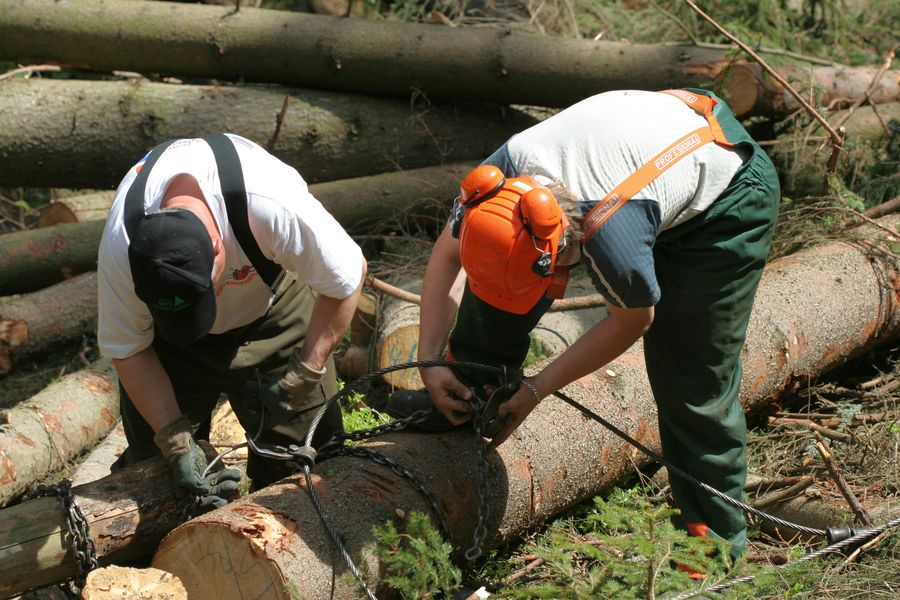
[503,90,746,230]
[98,134,364,359]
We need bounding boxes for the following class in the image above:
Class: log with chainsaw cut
[37,191,116,227]
[0,77,533,189]
[719,63,900,118]
[0,0,731,109]
[148,217,900,599]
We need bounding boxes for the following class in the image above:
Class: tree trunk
[70,420,126,487]
[0,272,98,374]
[151,218,900,600]
[37,192,116,227]
[0,456,187,597]
[719,63,900,118]
[0,78,534,189]
[31,163,476,231]
[0,0,731,109]
[0,220,103,296]
[0,359,119,507]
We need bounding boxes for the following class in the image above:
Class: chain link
[466,408,491,561]
[29,480,98,590]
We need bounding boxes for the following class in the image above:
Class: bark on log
[0,162,474,298]
[0,78,534,189]
[0,221,104,296]
[719,63,900,118]
[0,272,98,374]
[0,359,119,507]
[70,420,126,487]
[0,457,187,597]
[150,218,900,600]
[30,164,476,232]
[37,192,116,227]
[0,0,732,109]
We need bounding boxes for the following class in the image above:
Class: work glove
[244,347,327,430]
[154,415,242,509]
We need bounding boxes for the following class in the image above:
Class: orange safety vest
[579,89,735,243]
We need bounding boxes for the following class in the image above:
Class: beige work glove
[278,346,327,410]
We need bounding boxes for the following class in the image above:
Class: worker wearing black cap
[98,133,366,505]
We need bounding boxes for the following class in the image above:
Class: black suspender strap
[123,140,175,239]
[202,134,283,289]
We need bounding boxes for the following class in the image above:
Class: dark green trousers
[113,273,343,486]
[648,140,780,563]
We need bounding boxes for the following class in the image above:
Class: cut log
[81,566,187,600]
[375,280,423,390]
[0,359,118,506]
[0,457,187,597]
[0,221,103,296]
[0,272,98,373]
[0,0,732,109]
[0,77,534,189]
[719,63,900,118]
[151,219,900,600]
[37,191,115,227]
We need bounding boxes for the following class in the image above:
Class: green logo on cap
[154,296,192,312]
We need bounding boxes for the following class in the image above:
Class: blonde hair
[545,181,582,248]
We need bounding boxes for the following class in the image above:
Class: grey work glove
[243,347,327,430]
[154,415,242,509]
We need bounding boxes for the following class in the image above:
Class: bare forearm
[418,226,465,359]
[301,267,366,369]
[113,347,180,432]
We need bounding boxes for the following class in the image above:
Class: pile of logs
[1,1,899,598]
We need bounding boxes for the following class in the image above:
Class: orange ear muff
[460,165,506,206]
[519,188,562,239]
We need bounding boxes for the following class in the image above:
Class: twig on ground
[814,434,875,527]
[832,45,896,132]
[503,557,545,584]
[267,95,291,152]
[751,476,816,509]
[0,64,61,81]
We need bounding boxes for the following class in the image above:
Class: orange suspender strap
[580,89,732,243]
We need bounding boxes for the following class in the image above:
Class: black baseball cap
[128,209,216,346]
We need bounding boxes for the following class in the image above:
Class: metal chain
[29,480,99,589]
[465,408,491,561]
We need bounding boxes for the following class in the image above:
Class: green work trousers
[113,273,343,486]
[647,141,780,563]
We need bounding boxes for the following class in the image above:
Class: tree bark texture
[0,78,534,189]
[720,63,900,118]
[0,359,119,507]
[0,457,188,597]
[0,0,731,109]
[0,272,98,375]
[0,220,104,296]
[150,217,900,599]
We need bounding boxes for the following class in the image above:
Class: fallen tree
[37,191,116,227]
[721,63,900,119]
[147,217,900,599]
[0,359,119,506]
[0,78,533,189]
[0,0,731,109]
[0,272,98,374]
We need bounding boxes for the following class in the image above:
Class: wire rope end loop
[288,444,317,468]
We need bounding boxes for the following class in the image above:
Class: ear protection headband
[455,165,566,278]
